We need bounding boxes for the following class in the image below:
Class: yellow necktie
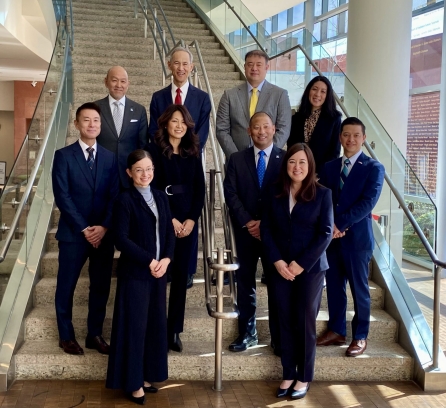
[249,88,258,117]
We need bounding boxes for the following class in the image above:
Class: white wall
[0,82,14,111]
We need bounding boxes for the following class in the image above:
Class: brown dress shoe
[59,339,84,355]
[316,330,346,346]
[346,339,367,357]
[85,335,110,355]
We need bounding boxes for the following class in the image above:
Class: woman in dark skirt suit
[261,143,333,400]
[106,149,175,405]
[287,76,342,174]
[147,104,205,353]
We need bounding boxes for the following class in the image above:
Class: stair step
[25,305,397,343]
[15,339,412,381]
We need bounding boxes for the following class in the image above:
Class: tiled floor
[2,379,446,408]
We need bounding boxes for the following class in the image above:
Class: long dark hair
[154,104,200,159]
[297,75,339,118]
[277,143,319,202]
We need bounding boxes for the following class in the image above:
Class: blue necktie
[257,150,266,187]
[339,158,350,190]
[86,147,95,170]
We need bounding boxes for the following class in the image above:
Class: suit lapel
[73,143,94,189]
[236,83,250,124]
[245,148,260,189]
[120,101,132,139]
[99,97,118,139]
[262,146,282,188]
[164,85,174,106]
[94,146,105,191]
[256,81,270,113]
[339,153,366,201]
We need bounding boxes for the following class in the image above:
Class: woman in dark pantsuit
[261,143,333,400]
[147,104,205,353]
[287,76,342,174]
[106,149,175,405]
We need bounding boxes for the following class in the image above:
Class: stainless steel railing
[134,0,240,390]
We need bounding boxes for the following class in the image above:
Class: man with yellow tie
[216,50,291,160]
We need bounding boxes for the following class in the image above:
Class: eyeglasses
[133,167,155,174]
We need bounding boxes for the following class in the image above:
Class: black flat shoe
[228,333,258,352]
[126,393,145,405]
[276,380,295,398]
[169,333,183,352]
[143,385,158,393]
[290,382,310,400]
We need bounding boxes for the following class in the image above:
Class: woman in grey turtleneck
[106,149,175,405]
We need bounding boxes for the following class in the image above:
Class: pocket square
[130,119,138,122]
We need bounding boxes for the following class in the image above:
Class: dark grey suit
[95,96,148,188]
[216,81,291,159]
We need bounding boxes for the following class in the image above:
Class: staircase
[14,0,413,382]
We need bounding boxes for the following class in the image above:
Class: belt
[165,184,187,196]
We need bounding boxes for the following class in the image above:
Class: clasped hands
[245,220,261,240]
[149,258,171,278]
[274,260,304,281]
[172,218,195,238]
[333,224,346,239]
[83,226,107,248]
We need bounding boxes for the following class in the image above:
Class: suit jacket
[319,152,385,250]
[288,110,342,174]
[223,145,285,228]
[148,83,212,150]
[113,186,175,281]
[260,185,333,273]
[95,96,148,188]
[52,142,120,243]
[216,81,291,158]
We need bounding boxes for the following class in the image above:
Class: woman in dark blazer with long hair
[147,104,205,353]
[106,149,175,405]
[288,76,342,174]
[261,143,333,400]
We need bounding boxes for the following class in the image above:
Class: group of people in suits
[51,44,385,405]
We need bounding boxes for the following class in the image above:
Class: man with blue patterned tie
[52,103,119,356]
[224,112,285,352]
[317,117,385,357]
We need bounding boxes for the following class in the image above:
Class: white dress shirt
[341,150,362,176]
[171,81,190,105]
[78,139,97,160]
[253,142,274,168]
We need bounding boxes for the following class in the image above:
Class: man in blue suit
[317,117,385,357]
[95,66,148,189]
[224,112,285,352]
[52,102,119,355]
[148,46,211,150]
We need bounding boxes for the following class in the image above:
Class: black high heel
[290,382,310,400]
[126,392,145,405]
[276,380,296,398]
[143,384,158,393]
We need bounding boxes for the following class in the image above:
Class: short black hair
[245,49,269,63]
[341,117,366,134]
[249,111,273,127]
[75,102,101,121]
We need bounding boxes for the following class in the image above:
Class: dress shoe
[276,380,295,398]
[186,275,194,289]
[290,382,310,400]
[59,339,84,355]
[143,384,158,393]
[169,333,183,352]
[85,335,110,355]
[346,339,367,357]
[126,392,145,405]
[316,330,346,346]
[228,333,258,352]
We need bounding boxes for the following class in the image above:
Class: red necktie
[175,88,182,105]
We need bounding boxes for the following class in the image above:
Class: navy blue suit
[52,141,119,341]
[148,84,211,150]
[319,152,385,340]
[95,96,148,189]
[261,185,333,381]
[224,145,284,341]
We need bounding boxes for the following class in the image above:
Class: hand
[289,261,304,276]
[151,258,171,278]
[246,220,261,240]
[84,226,107,246]
[333,224,346,239]
[177,219,195,238]
[274,260,295,281]
[149,259,159,272]
[172,218,183,237]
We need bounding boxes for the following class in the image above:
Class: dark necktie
[339,158,350,190]
[257,150,266,187]
[175,88,182,105]
[86,147,95,170]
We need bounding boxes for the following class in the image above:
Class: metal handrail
[151,0,176,45]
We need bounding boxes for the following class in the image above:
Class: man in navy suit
[224,112,284,352]
[95,66,148,189]
[52,102,119,356]
[148,46,211,150]
[317,117,385,357]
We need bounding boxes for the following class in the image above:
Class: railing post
[134,0,138,18]
[433,264,441,369]
[213,247,224,392]
[153,8,157,60]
